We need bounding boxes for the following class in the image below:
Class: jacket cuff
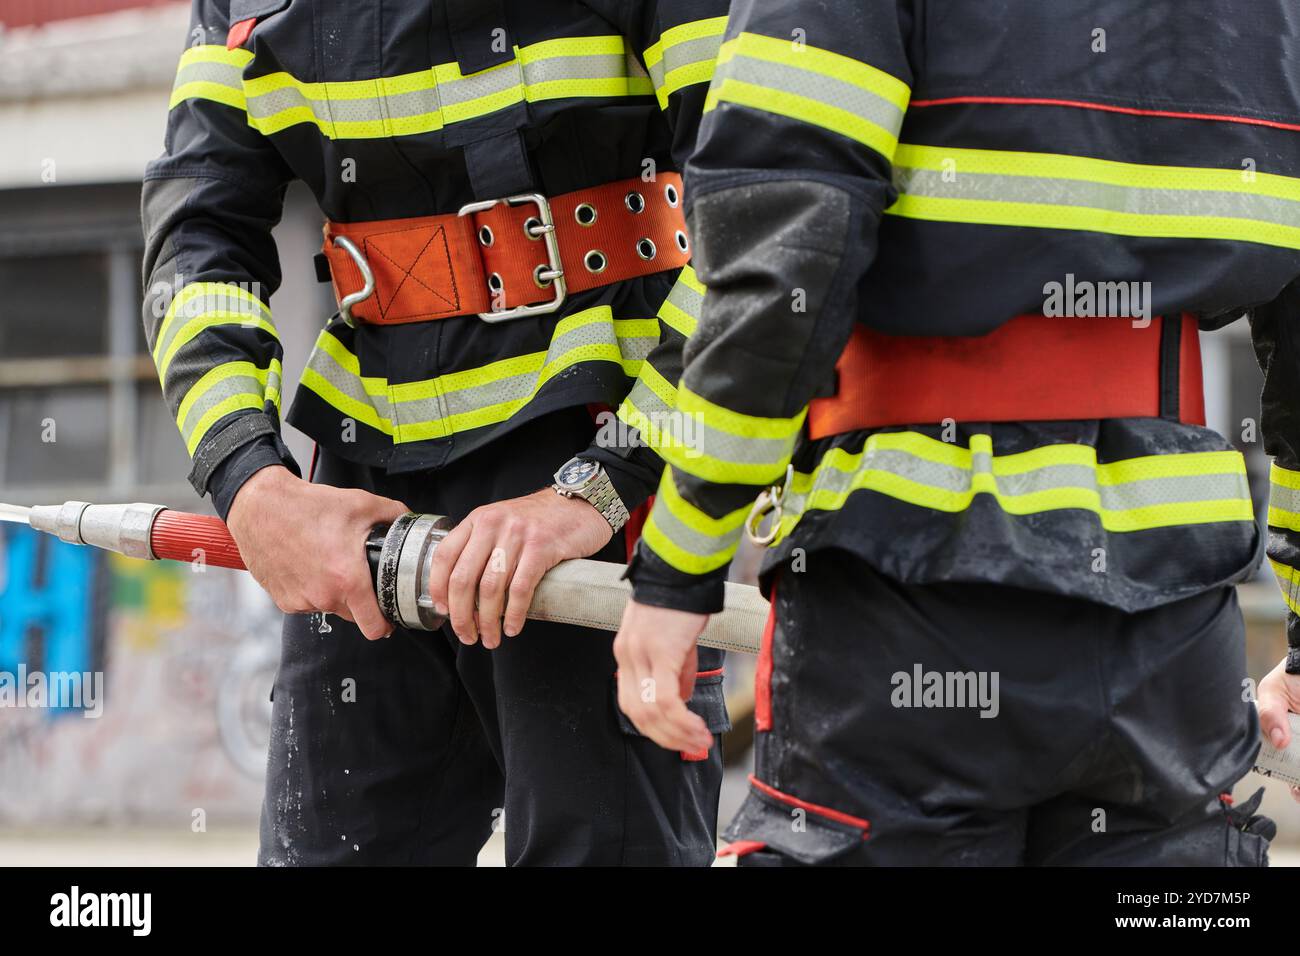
[196,415,300,521]
[625,543,727,614]
[1287,615,1300,675]
[580,439,662,514]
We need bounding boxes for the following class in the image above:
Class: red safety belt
[807,314,1205,438]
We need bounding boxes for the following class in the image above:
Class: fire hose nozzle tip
[29,501,90,544]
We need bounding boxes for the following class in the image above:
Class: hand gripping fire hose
[4,499,1297,782]
[0,501,765,655]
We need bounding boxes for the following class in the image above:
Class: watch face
[558,458,599,488]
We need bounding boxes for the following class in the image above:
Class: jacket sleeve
[577,0,729,511]
[141,0,300,521]
[1249,281,1300,674]
[626,0,915,612]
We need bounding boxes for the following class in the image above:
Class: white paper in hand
[1253,712,1300,787]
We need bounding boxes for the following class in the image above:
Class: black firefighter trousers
[726,550,1274,866]
[258,408,727,866]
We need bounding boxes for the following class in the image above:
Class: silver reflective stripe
[174,59,244,91]
[526,53,630,86]
[630,378,796,472]
[894,167,1300,226]
[179,370,278,441]
[717,51,906,142]
[302,318,655,439]
[154,292,268,368]
[667,279,703,318]
[648,33,724,90]
[243,51,642,133]
[783,444,1251,514]
[1271,478,1300,516]
[306,346,396,425]
[652,482,745,558]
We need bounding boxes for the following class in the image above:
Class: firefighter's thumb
[1257,669,1294,751]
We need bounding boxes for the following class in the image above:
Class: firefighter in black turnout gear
[615,0,1299,865]
[141,0,731,865]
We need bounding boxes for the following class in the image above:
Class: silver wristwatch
[552,457,630,533]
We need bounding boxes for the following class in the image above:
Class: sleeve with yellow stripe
[577,0,729,509]
[628,0,915,613]
[1250,279,1300,674]
[141,0,299,520]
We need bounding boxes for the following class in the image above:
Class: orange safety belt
[806,314,1206,439]
[320,175,690,325]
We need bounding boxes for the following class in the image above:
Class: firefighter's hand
[1257,658,1300,804]
[427,488,613,649]
[226,465,409,640]
[613,599,713,754]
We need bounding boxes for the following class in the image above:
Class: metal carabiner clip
[745,464,794,547]
[331,235,375,328]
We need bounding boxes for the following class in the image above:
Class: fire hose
[0,500,765,655]
[3,499,1296,784]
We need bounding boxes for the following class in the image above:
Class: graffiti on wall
[0,525,277,825]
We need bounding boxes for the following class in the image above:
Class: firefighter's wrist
[1287,616,1300,675]
[625,545,727,615]
[209,439,300,523]
[578,442,659,513]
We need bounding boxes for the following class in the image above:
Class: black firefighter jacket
[141,0,729,520]
[627,0,1300,675]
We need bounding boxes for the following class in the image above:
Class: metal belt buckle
[458,192,567,323]
[330,235,375,328]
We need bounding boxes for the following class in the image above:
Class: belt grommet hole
[534,264,556,289]
[523,216,544,240]
[636,238,657,260]
[625,191,646,214]
[584,250,608,274]
[478,225,494,247]
[575,203,598,226]
[674,230,689,253]
[665,183,680,207]
[487,272,504,293]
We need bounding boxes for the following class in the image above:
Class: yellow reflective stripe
[658,267,702,337]
[300,308,649,441]
[642,469,748,575]
[676,383,805,440]
[170,45,252,110]
[177,360,282,456]
[173,37,654,138]
[774,433,1253,541]
[889,144,1300,251]
[895,144,1300,201]
[677,264,706,296]
[1270,559,1300,616]
[715,32,909,109]
[644,16,728,108]
[171,80,247,111]
[619,363,683,452]
[154,282,275,378]
[157,311,277,379]
[178,45,253,68]
[705,32,910,160]
[1268,462,1300,531]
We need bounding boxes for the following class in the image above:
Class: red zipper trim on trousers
[908,94,1300,133]
[754,581,777,732]
[748,774,870,836]
[717,840,768,858]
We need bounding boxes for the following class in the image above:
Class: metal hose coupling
[28,501,165,559]
[369,511,456,631]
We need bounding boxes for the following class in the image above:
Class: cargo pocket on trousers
[1222,788,1275,867]
[613,670,732,758]
[721,778,869,866]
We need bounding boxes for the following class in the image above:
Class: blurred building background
[0,0,1295,865]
